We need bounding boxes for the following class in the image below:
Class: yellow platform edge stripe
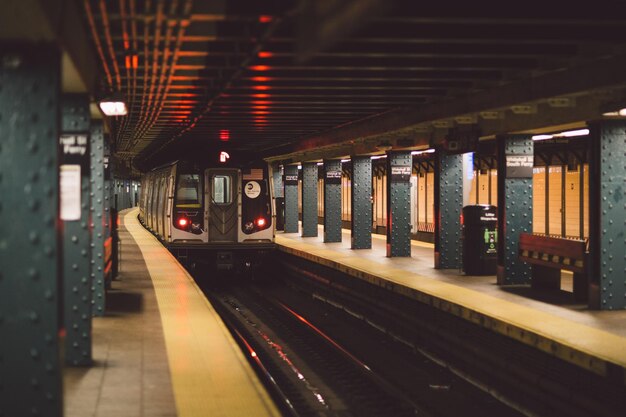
[123,208,281,417]
[275,234,626,381]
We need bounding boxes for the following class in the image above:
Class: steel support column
[434,152,463,268]
[589,120,626,310]
[90,121,106,317]
[272,164,284,230]
[351,156,372,249]
[60,94,92,365]
[283,165,299,233]
[0,44,62,417]
[301,162,318,237]
[386,151,412,257]
[323,159,342,242]
[496,135,533,285]
[98,137,112,312]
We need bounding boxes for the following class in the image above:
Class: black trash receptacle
[462,205,497,275]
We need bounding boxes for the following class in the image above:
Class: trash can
[462,205,497,275]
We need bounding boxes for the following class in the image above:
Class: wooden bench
[518,233,588,302]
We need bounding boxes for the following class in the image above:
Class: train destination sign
[505,154,533,178]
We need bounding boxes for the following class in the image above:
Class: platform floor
[64,208,281,417]
[275,226,626,379]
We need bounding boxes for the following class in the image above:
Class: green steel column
[589,120,626,310]
[301,162,319,237]
[434,152,463,268]
[90,121,105,317]
[0,44,62,417]
[496,135,533,285]
[351,156,372,249]
[323,159,342,242]
[60,94,92,365]
[386,151,412,257]
[283,165,299,233]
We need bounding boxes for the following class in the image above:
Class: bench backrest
[519,233,587,272]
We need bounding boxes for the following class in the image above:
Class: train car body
[139,160,274,272]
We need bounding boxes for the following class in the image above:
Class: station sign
[59,134,90,221]
[505,154,534,178]
[325,170,342,184]
[284,174,299,185]
[390,165,411,183]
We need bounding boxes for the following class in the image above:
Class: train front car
[141,159,276,275]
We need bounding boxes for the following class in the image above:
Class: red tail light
[178,218,189,227]
[256,218,266,227]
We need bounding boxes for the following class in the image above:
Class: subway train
[138,158,275,271]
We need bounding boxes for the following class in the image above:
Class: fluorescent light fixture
[559,128,589,137]
[411,148,435,155]
[532,128,589,141]
[297,165,302,169]
[98,96,128,116]
[531,134,553,141]
[602,107,626,117]
[370,155,387,160]
[340,159,350,163]
[317,162,323,166]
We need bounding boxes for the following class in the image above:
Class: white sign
[244,181,261,199]
[60,165,81,221]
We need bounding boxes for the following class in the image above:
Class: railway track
[196,272,524,417]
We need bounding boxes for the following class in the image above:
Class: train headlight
[178,218,189,227]
[255,217,266,228]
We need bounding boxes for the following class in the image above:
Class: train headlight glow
[178,218,189,227]
[256,218,266,228]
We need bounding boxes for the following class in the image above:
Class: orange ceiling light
[259,15,273,23]
[250,76,271,82]
[257,51,274,58]
[219,129,230,141]
[252,85,271,91]
[251,93,270,98]
[249,65,270,71]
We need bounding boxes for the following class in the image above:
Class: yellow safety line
[276,234,626,380]
[123,208,281,417]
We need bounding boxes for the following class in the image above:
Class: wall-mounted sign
[390,165,411,183]
[505,154,533,178]
[284,174,299,185]
[60,165,81,221]
[325,170,342,184]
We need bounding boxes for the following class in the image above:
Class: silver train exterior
[138,160,275,270]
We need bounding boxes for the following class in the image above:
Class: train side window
[212,175,232,204]
[175,174,201,208]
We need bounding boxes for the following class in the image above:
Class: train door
[205,169,239,242]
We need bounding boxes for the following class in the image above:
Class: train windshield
[175,174,202,208]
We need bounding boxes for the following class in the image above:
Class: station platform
[275,227,626,382]
[64,208,281,417]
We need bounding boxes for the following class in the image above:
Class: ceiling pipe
[84,0,113,90]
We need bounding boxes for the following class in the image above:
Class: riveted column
[98,136,112,312]
[60,94,92,365]
[351,156,372,249]
[496,135,533,284]
[0,45,62,417]
[283,165,299,233]
[386,151,412,257]
[90,121,106,317]
[323,159,342,242]
[301,162,319,237]
[272,164,284,230]
[589,120,626,310]
[434,152,463,268]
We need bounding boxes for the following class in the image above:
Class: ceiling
[5,1,626,172]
